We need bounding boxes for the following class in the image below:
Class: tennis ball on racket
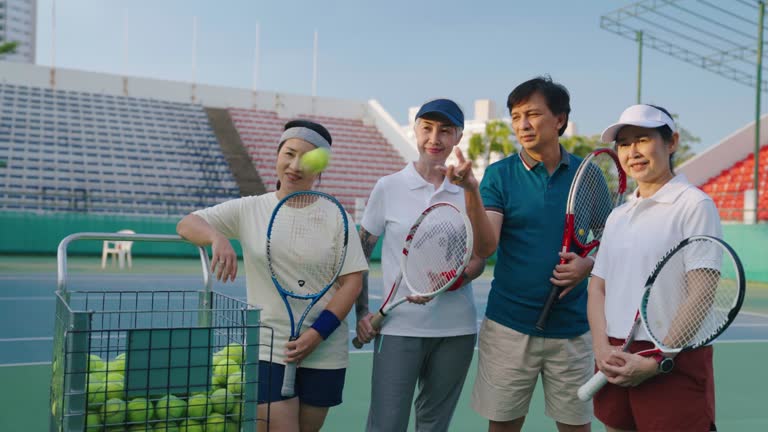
[179,419,204,432]
[300,148,330,174]
[155,394,186,420]
[209,388,235,414]
[205,413,227,432]
[101,398,127,425]
[126,397,154,423]
[186,394,212,418]
[85,412,102,430]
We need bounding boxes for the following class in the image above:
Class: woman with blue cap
[355,99,485,431]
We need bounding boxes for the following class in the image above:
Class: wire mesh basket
[49,232,273,432]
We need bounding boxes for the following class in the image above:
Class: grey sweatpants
[365,333,476,432]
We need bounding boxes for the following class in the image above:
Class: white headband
[279,127,331,150]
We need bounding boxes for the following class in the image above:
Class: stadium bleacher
[230,108,406,215]
[700,145,768,222]
[0,82,239,216]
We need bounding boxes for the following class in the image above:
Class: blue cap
[415,99,464,128]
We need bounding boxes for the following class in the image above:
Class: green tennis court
[1,256,767,431]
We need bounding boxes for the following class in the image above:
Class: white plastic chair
[101,229,135,269]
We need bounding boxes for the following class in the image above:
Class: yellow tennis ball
[300,148,330,173]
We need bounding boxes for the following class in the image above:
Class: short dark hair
[646,104,676,173]
[507,76,571,136]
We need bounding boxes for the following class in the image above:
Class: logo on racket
[298,280,305,287]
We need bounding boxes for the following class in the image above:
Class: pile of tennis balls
[82,343,247,431]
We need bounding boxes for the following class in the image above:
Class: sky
[32,0,766,152]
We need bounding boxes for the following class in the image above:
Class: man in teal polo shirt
[446,76,594,432]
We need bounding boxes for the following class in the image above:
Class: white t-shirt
[361,163,477,337]
[591,174,722,341]
[193,192,368,368]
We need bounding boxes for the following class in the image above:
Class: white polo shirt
[193,192,368,368]
[591,174,722,341]
[361,162,477,337]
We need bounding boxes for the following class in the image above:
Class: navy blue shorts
[258,361,346,407]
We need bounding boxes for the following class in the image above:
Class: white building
[0,0,36,64]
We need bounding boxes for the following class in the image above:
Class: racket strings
[572,156,623,247]
[268,194,346,295]
[644,240,738,349]
[404,207,468,295]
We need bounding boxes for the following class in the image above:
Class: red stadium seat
[229,108,407,213]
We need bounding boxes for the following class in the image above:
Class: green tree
[0,41,19,55]
[560,134,601,157]
[467,120,516,167]
[673,119,699,167]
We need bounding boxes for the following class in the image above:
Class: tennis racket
[577,235,746,401]
[535,148,627,331]
[352,202,473,349]
[266,190,349,397]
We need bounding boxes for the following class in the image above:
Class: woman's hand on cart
[211,235,238,282]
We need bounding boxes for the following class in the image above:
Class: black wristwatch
[654,355,675,374]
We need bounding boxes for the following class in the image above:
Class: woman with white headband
[587,104,721,431]
[178,119,368,431]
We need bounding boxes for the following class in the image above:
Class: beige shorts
[470,318,594,425]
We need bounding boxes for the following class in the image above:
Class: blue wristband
[311,309,341,340]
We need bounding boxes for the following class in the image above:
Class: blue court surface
[1,256,767,430]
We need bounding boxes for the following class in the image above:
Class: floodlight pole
[754,1,764,224]
[636,30,643,104]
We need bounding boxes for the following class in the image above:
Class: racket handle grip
[370,312,385,330]
[535,285,561,331]
[352,336,364,349]
[577,371,608,401]
[281,362,297,397]
[351,312,386,349]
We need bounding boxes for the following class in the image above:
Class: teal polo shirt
[480,146,589,338]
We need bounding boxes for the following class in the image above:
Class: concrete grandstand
[0,61,416,221]
[1,60,766,224]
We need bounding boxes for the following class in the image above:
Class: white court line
[715,339,768,344]
[0,297,54,301]
[740,310,768,319]
[0,361,51,368]
[0,274,202,281]
[0,337,52,342]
